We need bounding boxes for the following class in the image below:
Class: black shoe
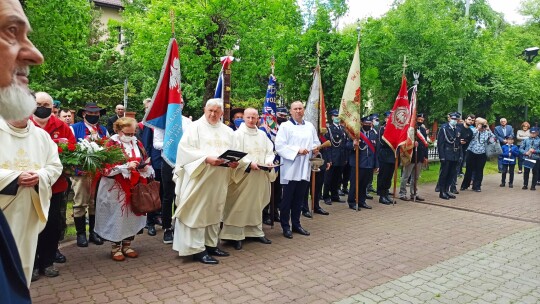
[447,192,456,199]
[531,187,537,191]
[399,196,410,201]
[233,240,242,250]
[412,195,425,202]
[499,183,505,187]
[366,194,373,200]
[55,249,66,264]
[31,268,40,282]
[76,233,88,247]
[439,192,450,200]
[283,229,293,239]
[314,208,329,215]
[147,225,157,236]
[292,226,310,236]
[263,218,273,225]
[360,203,372,209]
[450,189,459,194]
[206,246,230,257]
[323,198,332,205]
[337,190,345,196]
[435,187,440,192]
[256,236,272,244]
[473,189,481,192]
[379,197,391,205]
[522,185,528,190]
[41,265,59,277]
[89,232,104,245]
[163,228,174,244]
[509,184,513,188]
[331,197,344,202]
[302,211,312,218]
[193,251,219,265]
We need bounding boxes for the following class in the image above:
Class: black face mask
[277,117,287,124]
[362,125,371,131]
[85,115,100,125]
[416,122,423,127]
[34,106,52,119]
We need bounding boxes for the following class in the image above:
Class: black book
[218,150,248,167]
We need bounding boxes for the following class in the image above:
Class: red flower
[67,143,76,152]
[58,146,63,153]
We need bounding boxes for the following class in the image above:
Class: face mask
[85,115,100,125]
[234,118,244,128]
[373,121,379,127]
[332,118,340,124]
[277,117,287,124]
[362,125,371,131]
[34,106,52,119]
[120,135,134,143]
[449,119,457,127]
[416,122,423,127]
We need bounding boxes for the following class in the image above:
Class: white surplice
[0,119,62,286]
[171,116,235,256]
[220,124,277,240]
[275,120,320,184]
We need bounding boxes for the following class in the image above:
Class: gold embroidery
[0,148,41,170]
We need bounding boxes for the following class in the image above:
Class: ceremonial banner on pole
[214,56,234,125]
[400,84,417,165]
[143,38,183,166]
[338,44,361,139]
[382,75,410,155]
[261,74,279,141]
[304,65,327,135]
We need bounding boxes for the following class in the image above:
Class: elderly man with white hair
[172,98,241,264]
[0,0,62,290]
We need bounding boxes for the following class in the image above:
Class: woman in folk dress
[95,117,154,261]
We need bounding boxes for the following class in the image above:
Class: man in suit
[322,109,347,205]
[106,104,125,135]
[494,118,514,172]
[376,113,396,205]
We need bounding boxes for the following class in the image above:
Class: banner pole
[393,148,399,205]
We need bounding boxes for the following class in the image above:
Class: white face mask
[449,119,457,127]
[120,135,134,143]
[373,121,379,127]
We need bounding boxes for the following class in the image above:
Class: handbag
[523,158,537,169]
[485,142,502,159]
[130,179,161,213]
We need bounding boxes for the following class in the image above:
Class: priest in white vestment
[275,101,320,239]
[172,98,239,264]
[221,108,276,250]
[0,118,62,285]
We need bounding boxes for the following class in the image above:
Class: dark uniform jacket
[437,123,461,161]
[106,115,120,135]
[412,125,429,163]
[377,125,396,164]
[324,123,347,166]
[346,129,378,169]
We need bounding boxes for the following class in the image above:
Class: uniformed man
[377,113,396,205]
[347,115,378,210]
[437,112,462,199]
[322,109,347,205]
[365,113,381,195]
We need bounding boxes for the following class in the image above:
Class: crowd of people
[0,1,539,301]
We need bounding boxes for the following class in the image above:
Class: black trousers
[161,163,175,229]
[377,162,395,196]
[348,167,372,205]
[501,164,515,184]
[280,180,308,231]
[303,170,324,212]
[439,160,458,193]
[460,152,487,190]
[523,160,540,187]
[341,165,350,190]
[35,192,63,269]
[146,168,163,226]
[323,165,343,200]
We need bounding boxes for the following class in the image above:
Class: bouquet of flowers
[57,137,126,176]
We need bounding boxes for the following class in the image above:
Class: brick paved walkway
[336,226,540,304]
[30,174,539,303]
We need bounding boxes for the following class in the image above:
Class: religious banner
[261,74,279,141]
[382,75,410,155]
[214,56,234,126]
[143,38,183,166]
[338,44,361,139]
[304,65,327,135]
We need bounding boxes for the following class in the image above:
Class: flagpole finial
[402,56,408,75]
[271,55,275,75]
[413,72,420,85]
[169,9,175,37]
